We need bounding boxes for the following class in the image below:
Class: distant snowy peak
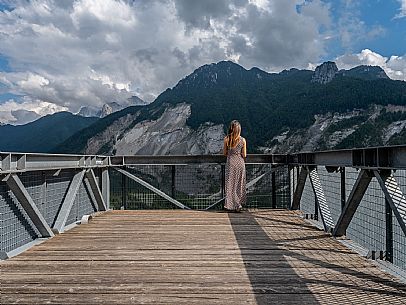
[77,95,147,118]
[128,95,148,106]
[77,105,99,117]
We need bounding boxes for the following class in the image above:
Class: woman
[223,120,247,212]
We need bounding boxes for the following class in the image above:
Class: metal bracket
[4,173,54,238]
[291,166,308,210]
[0,251,9,260]
[114,168,191,210]
[308,167,335,232]
[333,169,372,237]
[374,170,406,237]
[53,170,85,234]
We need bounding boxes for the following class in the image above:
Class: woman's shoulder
[240,136,246,142]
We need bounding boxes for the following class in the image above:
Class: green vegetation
[334,110,406,149]
[52,61,406,154]
[0,112,98,153]
[154,61,406,151]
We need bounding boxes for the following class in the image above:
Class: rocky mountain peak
[77,95,146,118]
[341,65,389,80]
[100,103,114,118]
[311,61,338,84]
[176,61,247,88]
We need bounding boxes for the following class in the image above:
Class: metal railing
[1,147,406,275]
[290,145,406,272]
[109,155,289,210]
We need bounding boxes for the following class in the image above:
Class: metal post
[122,167,128,210]
[271,170,276,208]
[287,166,291,209]
[291,167,308,210]
[340,167,346,210]
[385,197,393,263]
[102,168,110,210]
[85,169,107,211]
[221,164,225,198]
[4,173,54,238]
[333,169,372,237]
[314,197,319,221]
[171,165,176,199]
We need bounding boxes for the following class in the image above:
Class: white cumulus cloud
[395,0,406,18]
[0,97,68,125]
[0,0,333,124]
[335,49,406,81]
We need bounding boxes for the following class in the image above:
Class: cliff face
[53,60,406,155]
[83,104,225,155]
[263,105,406,153]
[311,61,338,84]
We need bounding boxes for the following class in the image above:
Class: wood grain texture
[1,209,405,304]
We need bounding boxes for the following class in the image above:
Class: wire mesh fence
[109,164,291,210]
[298,165,406,272]
[0,169,100,254]
[1,152,405,275]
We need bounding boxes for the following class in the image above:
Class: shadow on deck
[229,210,406,304]
[1,210,405,304]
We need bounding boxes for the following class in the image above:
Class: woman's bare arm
[223,137,228,156]
[242,138,247,158]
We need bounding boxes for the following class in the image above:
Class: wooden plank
[1,210,405,305]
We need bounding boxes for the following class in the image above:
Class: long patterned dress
[224,137,246,210]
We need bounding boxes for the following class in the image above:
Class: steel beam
[333,169,372,237]
[85,169,107,211]
[102,168,110,210]
[110,154,288,166]
[308,167,335,232]
[4,173,54,238]
[385,198,394,263]
[0,152,108,174]
[374,171,406,237]
[53,170,85,233]
[291,167,308,210]
[84,176,99,211]
[340,167,346,210]
[114,168,191,210]
[271,171,277,208]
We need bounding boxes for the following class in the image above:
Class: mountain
[0,112,98,153]
[52,61,406,155]
[77,96,147,118]
[311,61,338,84]
[338,65,389,81]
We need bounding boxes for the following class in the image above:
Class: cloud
[10,109,40,125]
[395,0,406,18]
[335,49,406,81]
[0,97,68,125]
[336,0,385,51]
[0,0,334,124]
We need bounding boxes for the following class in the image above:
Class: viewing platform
[3,209,405,304]
[1,147,406,304]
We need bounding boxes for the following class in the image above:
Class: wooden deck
[1,210,406,304]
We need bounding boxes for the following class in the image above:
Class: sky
[1,0,406,125]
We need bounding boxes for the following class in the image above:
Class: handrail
[1,146,406,276]
[4,144,406,173]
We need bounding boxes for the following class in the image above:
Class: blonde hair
[226,120,241,148]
